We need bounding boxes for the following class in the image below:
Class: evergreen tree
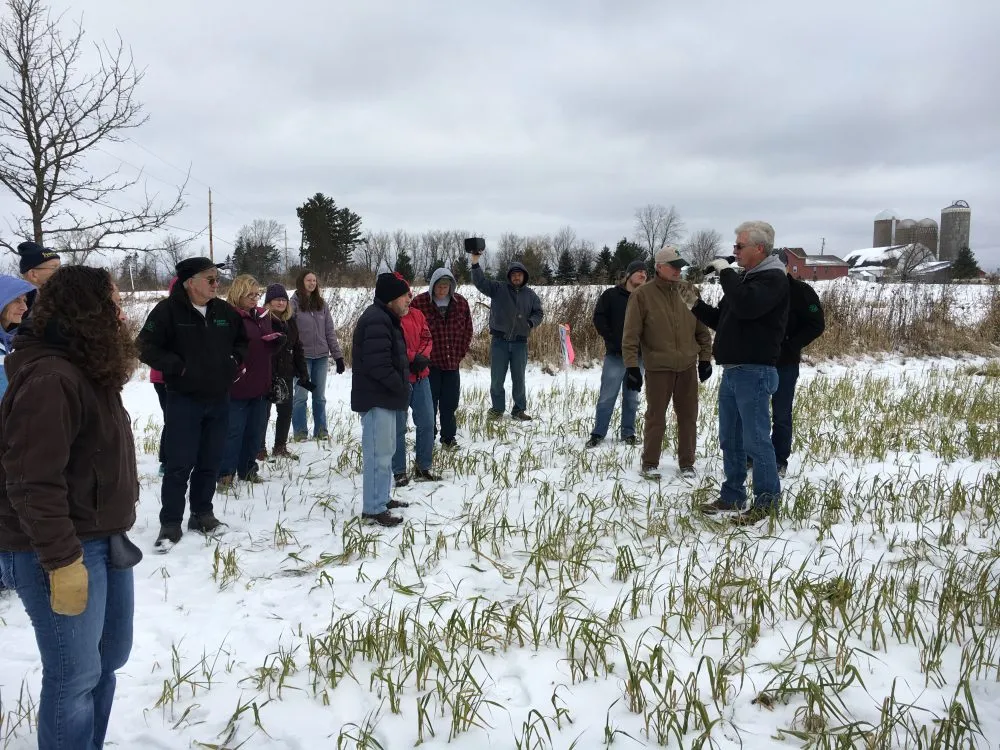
[296,193,362,273]
[555,247,576,284]
[951,246,982,279]
[611,237,646,278]
[394,247,415,281]
[594,245,614,283]
[451,254,470,283]
[231,220,282,279]
[576,252,593,283]
[519,244,546,282]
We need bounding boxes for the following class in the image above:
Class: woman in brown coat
[0,266,139,750]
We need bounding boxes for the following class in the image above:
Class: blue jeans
[219,396,269,479]
[718,365,781,510]
[160,391,229,526]
[591,354,642,439]
[361,407,396,515]
[0,538,134,750]
[292,356,329,437]
[771,364,800,467]
[393,377,434,474]
[490,337,528,414]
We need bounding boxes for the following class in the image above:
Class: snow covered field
[3,355,999,748]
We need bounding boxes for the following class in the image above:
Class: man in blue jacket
[470,249,543,421]
[689,221,789,525]
[351,273,413,527]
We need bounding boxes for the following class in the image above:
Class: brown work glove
[49,555,88,616]
[679,283,700,310]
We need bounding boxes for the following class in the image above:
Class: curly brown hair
[294,269,325,312]
[29,266,137,388]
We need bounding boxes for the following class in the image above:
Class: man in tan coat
[622,246,713,479]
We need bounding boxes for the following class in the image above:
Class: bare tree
[895,243,934,281]
[357,230,392,272]
[153,232,192,278]
[391,230,419,273]
[551,226,576,271]
[684,229,723,271]
[50,227,100,265]
[493,233,525,274]
[0,0,186,254]
[634,204,686,257]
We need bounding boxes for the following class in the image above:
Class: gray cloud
[3,0,998,268]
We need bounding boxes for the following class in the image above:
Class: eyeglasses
[734,243,759,252]
[198,276,220,285]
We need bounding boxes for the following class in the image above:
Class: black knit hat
[624,260,647,277]
[17,241,60,274]
[264,283,288,304]
[375,272,410,304]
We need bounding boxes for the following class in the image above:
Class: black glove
[335,357,345,374]
[698,361,713,383]
[410,354,430,374]
[300,379,317,392]
[625,367,643,392]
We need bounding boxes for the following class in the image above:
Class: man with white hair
[687,221,789,524]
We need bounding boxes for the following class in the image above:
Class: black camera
[464,237,485,254]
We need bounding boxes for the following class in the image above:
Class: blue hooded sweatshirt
[0,275,37,399]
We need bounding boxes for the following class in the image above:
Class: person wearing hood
[0,266,139,750]
[689,221,790,525]
[137,257,249,551]
[469,249,543,421]
[0,274,35,400]
[587,260,648,449]
[409,267,474,449]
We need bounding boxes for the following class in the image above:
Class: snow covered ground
[2,356,1000,749]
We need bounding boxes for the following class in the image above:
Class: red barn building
[780,247,850,281]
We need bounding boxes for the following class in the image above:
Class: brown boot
[272,444,298,460]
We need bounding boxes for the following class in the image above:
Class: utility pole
[284,228,289,272]
[208,188,215,261]
[820,237,826,253]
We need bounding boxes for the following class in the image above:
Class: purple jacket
[231,306,280,400]
[291,293,344,361]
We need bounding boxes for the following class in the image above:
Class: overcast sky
[5,0,999,270]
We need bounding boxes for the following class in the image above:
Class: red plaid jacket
[410,291,473,371]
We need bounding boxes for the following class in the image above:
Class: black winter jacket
[350,299,410,413]
[692,263,789,366]
[270,316,310,382]
[137,285,249,400]
[778,275,825,365]
[592,283,632,355]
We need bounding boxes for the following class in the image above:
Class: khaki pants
[642,366,699,469]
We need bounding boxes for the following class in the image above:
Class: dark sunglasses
[733,243,758,251]
[200,276,220,285]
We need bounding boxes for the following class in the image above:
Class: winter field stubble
[1,283,999,749]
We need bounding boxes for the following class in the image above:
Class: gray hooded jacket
[471,261,543,341]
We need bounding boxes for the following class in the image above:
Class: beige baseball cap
[654,245,689,268]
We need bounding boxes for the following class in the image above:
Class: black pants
[153,383,167,463]
[160,390,230,526]
[265,377,294,449]
[428,367,461,443]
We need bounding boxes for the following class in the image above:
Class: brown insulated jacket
[621,278,712,371]
[0,331,138,570]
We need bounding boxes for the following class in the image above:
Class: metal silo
[873,209,899,247]
[939,200,971,261]
[915,218,939,257]
[894,218,917,246]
